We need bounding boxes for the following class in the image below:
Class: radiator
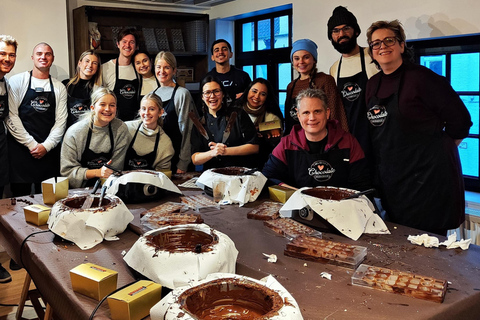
[448,202,480,246]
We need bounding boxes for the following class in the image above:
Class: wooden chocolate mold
[141,202,203,230]
[352,264,447,303]
[140,201,186,218]
[181,194,218,209]
[284,235,367,268]
[146,212,204,227]
[247,201,283,220]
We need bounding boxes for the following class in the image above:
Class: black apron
[114,60,139,121]
[287,142,350,188]
[0,79,9,186]
[124,123,160,170]
[285,78,301,134]
[161,84,182,172]
[366,70,464,232]
[7,72,60,183]
[80,123,114,186]
[336,48,371,159]
[66,85,91,128]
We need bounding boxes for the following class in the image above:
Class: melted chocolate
[212,167,247,176]
[177,278,284,320]
[57,195,119,213]
[145,228,218,254]
[64,196,112,208]
[124,169,157,175]
[301,187,355,201]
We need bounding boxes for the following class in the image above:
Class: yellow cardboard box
[258,119,282,138]
[42,177,69,205]
[70,263,118,301]
[159,170,172,179]
[268,185,295,203]
[107,280,162,320]
[259,119,282,132]
[24,204,51,226]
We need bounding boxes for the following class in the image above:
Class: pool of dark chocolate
[145,228,218,253]
[301,187,356,201]
[64,195,111,208]
[212,167,247,176]
[178,278,284,320]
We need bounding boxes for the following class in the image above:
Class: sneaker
[9,259,21,271]
[0,264,12,283]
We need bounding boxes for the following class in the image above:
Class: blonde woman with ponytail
[60,87,130,188]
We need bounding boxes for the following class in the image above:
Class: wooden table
[1,188,479,320]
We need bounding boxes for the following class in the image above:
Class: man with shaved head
[6,42,67,197]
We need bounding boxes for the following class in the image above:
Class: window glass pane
[243,65,253,80]
[460,95,479,135]
[451,53,479,92]
[274,15,289,49]
[257,19,271,50]
[279,92,286,117]
[242,22,254,52]
[458,137,479,178]
[256,64,267,79]
[278,63,292,90]
[420,55,446,76]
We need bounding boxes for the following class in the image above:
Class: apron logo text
[70,103,89,118]
[341,82,362,102]
[31,96,50,112]
[309,160,335,182]
[367,105,388,127]
[87,157,108,169]
[128,158,148,169]
[120,84,136,99]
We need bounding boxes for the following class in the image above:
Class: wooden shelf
[72,5,209,83]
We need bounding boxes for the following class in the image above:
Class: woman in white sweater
[124,93,174,171]
[60,87,130,188]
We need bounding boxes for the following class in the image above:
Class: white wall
[0,0,69,80]
[1,0,479,80]
[209,0,480,72]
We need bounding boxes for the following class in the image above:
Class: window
[410,34,480,191]
[235,9,292,116]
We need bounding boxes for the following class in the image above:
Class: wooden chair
[16,273,53,320]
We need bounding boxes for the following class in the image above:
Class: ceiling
[92,0,235,9]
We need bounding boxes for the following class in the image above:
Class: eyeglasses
[202,89,222,98]
[369,37,399,50]
[332,26,353,35]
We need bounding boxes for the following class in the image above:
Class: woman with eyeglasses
[153,51,197,173]
[365,20,472,235]
[233,78,284,169]
[285,39,348,134]
[191,76,259,170]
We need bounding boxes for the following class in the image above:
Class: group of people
[266,6,471,238]
[0,6,473,282]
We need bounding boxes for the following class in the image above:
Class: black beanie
[327,6,361,40]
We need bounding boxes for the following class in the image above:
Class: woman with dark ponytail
[285,39,348,134]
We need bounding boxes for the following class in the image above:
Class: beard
[332,35,358,54]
